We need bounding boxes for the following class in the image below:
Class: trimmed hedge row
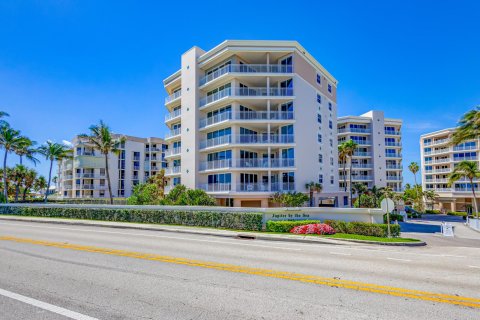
[324,220,400,237]
[0,206,263,231]
[266,219,401,237]
[266,220,321,233]
[425,209,442,214]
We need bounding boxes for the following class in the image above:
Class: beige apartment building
[163,40,342,207]
[420,128,479,212]
[337,111,403,198]
[57,135,167,199]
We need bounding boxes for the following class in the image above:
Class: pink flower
[290,223,335,235]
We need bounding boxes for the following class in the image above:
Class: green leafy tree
[161,184,216,206]
[148,169,167,198]
[14,137,39,166]
[339,140,358,207]
[423,190,439,210]
[451,106,480,145]
[0,126,23,202]
[305,181,322,207]
[38,141,71,203]
[34,176,47,196]
[12,164,27,202]
[22,168,38,201]
[353,193,377,208]
[127,183,161,205]
[338,143,348,192]
[79,121,125,204]
[448,160,480,218]
[271,191,309,207]
[352,183,368,207]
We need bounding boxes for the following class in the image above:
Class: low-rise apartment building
[337,111,403,194]
[163,40,341,207]
[57,135,167,199]
[420,128,479,212]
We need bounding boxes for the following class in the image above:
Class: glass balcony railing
[165,109,182,121]
[165,128,181,139]
[165,91,181,104]
[200,64,293,86]
[199,111,294,128]
[199,87,294,107]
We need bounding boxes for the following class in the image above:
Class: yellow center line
[2,235,479,309]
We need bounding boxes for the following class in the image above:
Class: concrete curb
[0,215,424,247]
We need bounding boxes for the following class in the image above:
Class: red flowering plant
[290,223,336,235]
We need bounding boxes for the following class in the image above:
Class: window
[317,114,322,123]
[318,133,322,143]
[317,94,322,103]
[330,175,334,185]
[208,150,232,161]
[344,196,349,206]
[330,157,334,165]
[208,173,231,184]
[328,102,332,111]
[328,84,332,93]
[316,74,321,84]
[329,120,333,129]
[319,174,323,184]
[329,139,333,147]
[318,154,323,163]
[207,127,232,140]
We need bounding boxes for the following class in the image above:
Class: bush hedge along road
[0,206,263,231]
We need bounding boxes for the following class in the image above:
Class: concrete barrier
[0,203,385,224]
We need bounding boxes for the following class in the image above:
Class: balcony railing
[350,175,373,181]
[385,142,402,147]
[386,176,402,181]
[424,158,450,165]
[165,109,182,122]
[199,183,232,192]
[165,128,181,139]
[199,111,294,128]
[351,164,373,169]
[337,128,371,134]
[199,64,293,86]
[453,145,477,151]
[165,166,181,175]
[453,156,477,162]
[199,158,295,171]
[384,130,401,135]
[165,147,181,157]
[199,87,294,107]
[425,178,448,183]
[353,152,372,157]
[165,91,181,104]
[238,182,295,192]
[199,134,295,149]
[353,140,371,145]
[424,148,450,156]
[385,153,402,158]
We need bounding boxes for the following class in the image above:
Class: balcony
[63,175,73,180]
[453,156,478,162]
[165,147,181,158]
[386,165,403,170]
[385,142,402,147]
[199,87,294,108]
[199,111,294,129]
[165,166,181,175]
[165,91,181,104]
[238,182,296,192]
[384,130,401,136]
[425,178,448,183]
[165,128,181,140]
[453,145,477,151]
[386,176,402,181]
[424,158,450,165]
[385,153,402,158]
[199,64,293,86]
[165,109,182,122]
[199,134,295,149]
[78,184,106,190]
[337,128,371,134]
[353,140,372,145]
[199,183,232,192]
[199,158,295,171]
[351,164,373,169]
[424,148,450,156]
[353,152,372,157]
[343,175,372,181]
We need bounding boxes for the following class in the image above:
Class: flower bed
[290,223,335,235]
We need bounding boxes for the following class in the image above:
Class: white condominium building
[163,40,340,207]
[420,128,479,212]
[337,111,403,195]
[57,135,167,199]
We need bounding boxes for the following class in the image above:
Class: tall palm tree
[342,139,358,207]
[338,143,348,192]
[0,126,23,202]
[38,141,72,203]
[12,164,27,202]
[305,181,322,207]
[408,162,421,208]
[451,106,480,146]
[22,168,37,201]
[14,137,39,165]
[79,121,125,204]
[448,160,480,218]
[0,111,9,127]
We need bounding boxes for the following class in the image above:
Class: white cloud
[62,140,73,147]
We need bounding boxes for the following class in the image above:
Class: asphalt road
[0,220,479,319]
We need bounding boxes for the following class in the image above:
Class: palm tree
[408,162,420,202]
[12,164,27,202]
[448,160,480,218]
[451,106,480,146]
[338,143,348,192]
[352,183,368,207]
[341,139,358,207]
[368,185,385,207]
[14,137,39,165]
[0,111,9,127]
[22,168,37,201]
[148,169,167,198]
[0,126,23,202]
[423,190,439,210]
[79,121,125,204]
[38,141,72,203]
[34,176,47,197]
[305,181,322,207]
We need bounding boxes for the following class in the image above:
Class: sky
[0,0,479,184]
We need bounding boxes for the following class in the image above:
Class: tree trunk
[470,178,479,219]
[19,155,23,165]
[14,181,19,202]
[349,157,353,207]
[22,186,28,202]
[105,154,113,205]
[3,150,8,203]
[343,161,347,192]
[44,159,53,203]
[309,189,313,207]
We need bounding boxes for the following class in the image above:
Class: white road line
[0,288,99,320]
[329,252,352,256]
[0,222,301,251]
[387,258,412,262]
[468,265,480,269]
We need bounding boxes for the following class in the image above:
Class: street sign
[380,198,395,214]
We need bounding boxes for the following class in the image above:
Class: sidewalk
[0,215,424,246]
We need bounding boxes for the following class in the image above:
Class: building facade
[337,111,403,195]
[163,40,341,207]
[57,135,167,199]
[420,128,479,212]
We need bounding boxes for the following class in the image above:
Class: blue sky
[0,0,479,184]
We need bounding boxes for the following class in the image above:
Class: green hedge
[266,220,321,233]
[447,211,468,217]
[0,206,263,231]
[324,220,400,237]
[425,210,442,214]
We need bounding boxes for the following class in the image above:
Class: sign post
[380,198,395,238]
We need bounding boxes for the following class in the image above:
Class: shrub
[266,220,321,233]
[425,209,441,214]
[160,185,216,206]
[0,205,262,231]
[270,192,309,207]
[447,211,467,217]
[384,213,404,224]
[324,220,400,237]
[290,223,335,235]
